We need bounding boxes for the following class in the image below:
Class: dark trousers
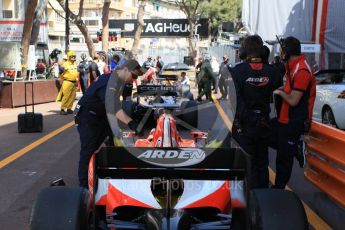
[77,110,112,188]
[197,80,204,98]
[78,73,86,94]
[270,119,304,189]
[218,77,228,98]
[233,124,270,189]
[198,79,212,100]
[212,73,219,92]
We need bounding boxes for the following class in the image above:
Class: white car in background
[313,69,345,129]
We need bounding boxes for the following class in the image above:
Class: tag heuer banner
[109,19,209,38]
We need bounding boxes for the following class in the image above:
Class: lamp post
[65,0,69,53]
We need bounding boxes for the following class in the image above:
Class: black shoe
[60,110,68,115]
[218,96,226,100]
[67,109,74,114]
[296,139,307,168]
[197,96,202,102]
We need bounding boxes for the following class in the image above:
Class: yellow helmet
[67,50,76,59]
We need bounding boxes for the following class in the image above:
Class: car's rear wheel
[30,187,90,230]
[249,189,308,230]
[322,106,337,127]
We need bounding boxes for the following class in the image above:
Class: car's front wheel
[322,106,337,127]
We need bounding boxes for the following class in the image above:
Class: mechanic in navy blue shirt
[231,35,281,189]
[75,60,145,188]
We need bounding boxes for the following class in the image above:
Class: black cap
[119,59,146,76]
[283,36,301,56]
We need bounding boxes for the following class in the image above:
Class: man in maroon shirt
[272,36,316,189]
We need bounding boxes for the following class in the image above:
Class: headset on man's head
[276,35,291,61]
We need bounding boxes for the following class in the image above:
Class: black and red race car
[30,108,308,230]
[30,77,308,229]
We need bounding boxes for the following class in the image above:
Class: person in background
[56,51,78,115]
[180,71,190,85]
[155,56,164,74]
[111,54,120,71]
[195,57,204,96]
[211,56,220,93]
[78,53,88,94]
[88,56,100,85]
[218,55,232,100]
[272,36,316,189]
[197,56,214,102]
[97,55,106,75]
[36,59,46,75]
[50,58,59,78]
[142,56,154,71]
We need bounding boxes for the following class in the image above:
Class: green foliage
[200,0,242,27]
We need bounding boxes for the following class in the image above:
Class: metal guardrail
[305,121,345,207]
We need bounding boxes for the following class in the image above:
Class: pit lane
[0,92,335,230]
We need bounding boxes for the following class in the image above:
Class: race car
[126,84,197,130]
[30,69,307,229]
[30,105,308,230]
[159,63,192,81]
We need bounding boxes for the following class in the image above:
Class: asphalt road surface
[0,96,336,230]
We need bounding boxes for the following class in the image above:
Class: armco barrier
[305,121,345,207]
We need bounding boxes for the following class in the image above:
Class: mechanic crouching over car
[231,35,281,189]
[75,60,145,188]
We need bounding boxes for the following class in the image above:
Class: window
[55,11,64,22]
[85,20,99,26]
[2,10,13,19]
[70,37,83,43]
[316,71,345,85]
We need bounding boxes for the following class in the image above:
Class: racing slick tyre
[178,100,198,129]
[249,189,308,230]
[30,187,90,230]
